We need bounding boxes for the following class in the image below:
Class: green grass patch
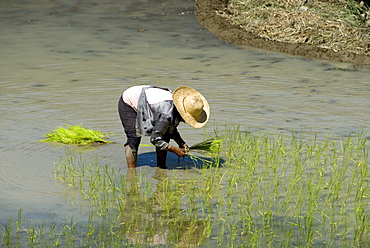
[41,125,112,145]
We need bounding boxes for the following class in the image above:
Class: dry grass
[217,0,370,55]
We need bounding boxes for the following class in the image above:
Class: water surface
[1,0,370,228]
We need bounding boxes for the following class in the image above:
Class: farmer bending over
[118,85,210,169]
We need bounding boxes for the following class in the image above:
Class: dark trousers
[118,96,141,151]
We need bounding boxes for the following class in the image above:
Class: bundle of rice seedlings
[41,125,112,145]
[184,138,222,168]
[189,138,222,152]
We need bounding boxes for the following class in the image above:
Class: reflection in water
[121,168,209,246]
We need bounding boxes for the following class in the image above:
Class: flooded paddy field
[1,0,369,246]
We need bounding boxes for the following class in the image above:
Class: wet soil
[195,0,370,66]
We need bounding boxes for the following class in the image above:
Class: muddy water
[1,0,370,228]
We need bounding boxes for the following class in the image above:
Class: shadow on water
[137,151,224,170]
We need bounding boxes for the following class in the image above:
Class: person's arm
[150,115,187,157]
[166,145,187,157]
[171,128,189,153]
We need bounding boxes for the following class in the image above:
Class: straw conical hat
[172,86,210,128]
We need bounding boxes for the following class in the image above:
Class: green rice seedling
[3,125,370,247]
[187,138,223,168]
[202,125,370,247]
[14,210,22,234]
[190,138,222,152]
[52,152,215,246]
[2,216,13,247]
[41,124,112,145]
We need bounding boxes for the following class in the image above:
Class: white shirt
[122,85,172,111]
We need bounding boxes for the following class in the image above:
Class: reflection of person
[118,85,210,169]
[122,168,209,246]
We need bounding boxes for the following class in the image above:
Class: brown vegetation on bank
[196,0,370,66]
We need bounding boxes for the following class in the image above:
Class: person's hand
[167,145,187,157]
[180,143,189,154]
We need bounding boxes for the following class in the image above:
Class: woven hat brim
[172,86,210,128]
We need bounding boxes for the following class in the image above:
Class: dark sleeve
[150,113,171,150]
[170,127,186,146]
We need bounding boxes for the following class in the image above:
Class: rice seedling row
[1,125,369,247]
